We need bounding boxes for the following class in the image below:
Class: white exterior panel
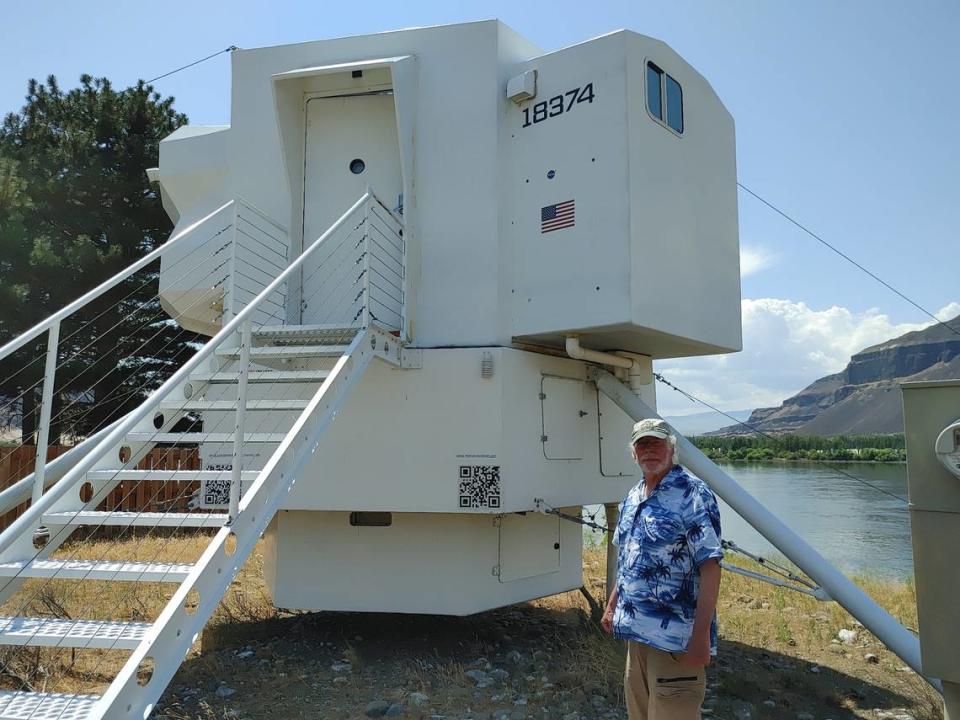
[507,32,740,357]
[158,21,740,358]
[626,36,741,355]
[265,509,582,615]
[284,347,635,513]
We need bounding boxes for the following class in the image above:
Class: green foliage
[0,74,190,442]
[692,433,906,463]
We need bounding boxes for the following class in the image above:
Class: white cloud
[739,246,776,277]
[935,302,960,322]
[654,299,960,417]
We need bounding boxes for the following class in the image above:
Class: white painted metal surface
[266,509,582,614]
[157,22,738,354]
[0,616,150,650]
[302,94,402,326]
[0,559,192,582]
[286,347,636,513]
[0,691,99,720]
[41,511,229,528]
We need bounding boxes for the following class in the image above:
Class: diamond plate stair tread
[125,432,286,444]
[216,345,349,358]
[86,470,259,483]
[159,399,308,411]
[0,559,192,582]
[41,511,228,528]
[0,690,98,719]
[0,616,150,650]
[188,370,330,383]
[253,324,359,344]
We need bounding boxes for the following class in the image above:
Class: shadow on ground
[713,639,929,719]
[155,603,933,719]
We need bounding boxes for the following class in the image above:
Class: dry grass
[0,535,944,719]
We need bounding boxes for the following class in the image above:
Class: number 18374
[522,83,595,128]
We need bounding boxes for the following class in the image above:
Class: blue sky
[2,1,957,415]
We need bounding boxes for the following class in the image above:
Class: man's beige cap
[630,418,672,444]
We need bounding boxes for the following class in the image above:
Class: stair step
[0,690,98,719]
[189,370,330,383]
[160,398,309,412]
[254,323,358,345]
[216,344,349,359]
[86,470,259,483]
[42,511,228,528]
[0,616,150,650]
[126,432,287,444]
[0,559,192,582]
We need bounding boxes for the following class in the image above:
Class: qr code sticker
[458,465,501,508]
[201,478,231,509]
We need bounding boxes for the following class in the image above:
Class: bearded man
[601,418,723,720]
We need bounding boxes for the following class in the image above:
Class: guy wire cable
[653,372,909,505]
[737,182,960,339]
[145,46,239,85]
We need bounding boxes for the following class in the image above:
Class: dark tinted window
[646,63,663,120]
[666,75,683,133]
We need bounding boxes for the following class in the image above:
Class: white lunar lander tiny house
[0,20,953,719]
[153,21,741,616]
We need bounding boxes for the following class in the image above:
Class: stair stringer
[94,325,387,719]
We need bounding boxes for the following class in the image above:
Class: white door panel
[302,94,402,324]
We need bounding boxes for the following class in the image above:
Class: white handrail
[0,419,123,516]
[0,200,234,363]
[0,192,371,557]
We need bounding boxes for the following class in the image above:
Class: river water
[588,462,914,580]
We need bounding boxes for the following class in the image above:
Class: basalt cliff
[713,314,960,436]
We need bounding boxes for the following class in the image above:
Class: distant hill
[664,410,753,436]
[711,314,960,436]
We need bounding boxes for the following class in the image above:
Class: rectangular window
[646,61,683,135]
[666,75,683,133]
[646,63,663,120]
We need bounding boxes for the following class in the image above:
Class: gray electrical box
[901,379,960,683]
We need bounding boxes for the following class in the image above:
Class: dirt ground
[144,546,942,720]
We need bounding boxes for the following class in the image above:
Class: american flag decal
[541,199,575,233]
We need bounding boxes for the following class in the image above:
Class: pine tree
[0,75,193,443]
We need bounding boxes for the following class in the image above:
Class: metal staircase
[0,191,408,718]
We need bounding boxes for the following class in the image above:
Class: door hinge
[540,435,548,443]
[539,392,546,400]
[492,564,501,577]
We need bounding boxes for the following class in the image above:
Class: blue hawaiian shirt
[612,465,723,654]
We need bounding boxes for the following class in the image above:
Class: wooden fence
[0,445,202,531]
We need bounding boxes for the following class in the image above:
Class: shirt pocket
[636,506,683,546]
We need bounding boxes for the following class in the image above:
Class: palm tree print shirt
[612,465,723,653]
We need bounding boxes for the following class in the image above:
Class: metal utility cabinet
[902,380,960,717]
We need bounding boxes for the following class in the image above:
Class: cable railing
[0,189,405,528]
[226,199,289,324]
[0,198,284,514]
[0,189,405,715]
[0,189,401,557]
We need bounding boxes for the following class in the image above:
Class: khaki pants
[624,640,706,720]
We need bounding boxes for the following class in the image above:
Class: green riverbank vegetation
[693,434,906,462]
